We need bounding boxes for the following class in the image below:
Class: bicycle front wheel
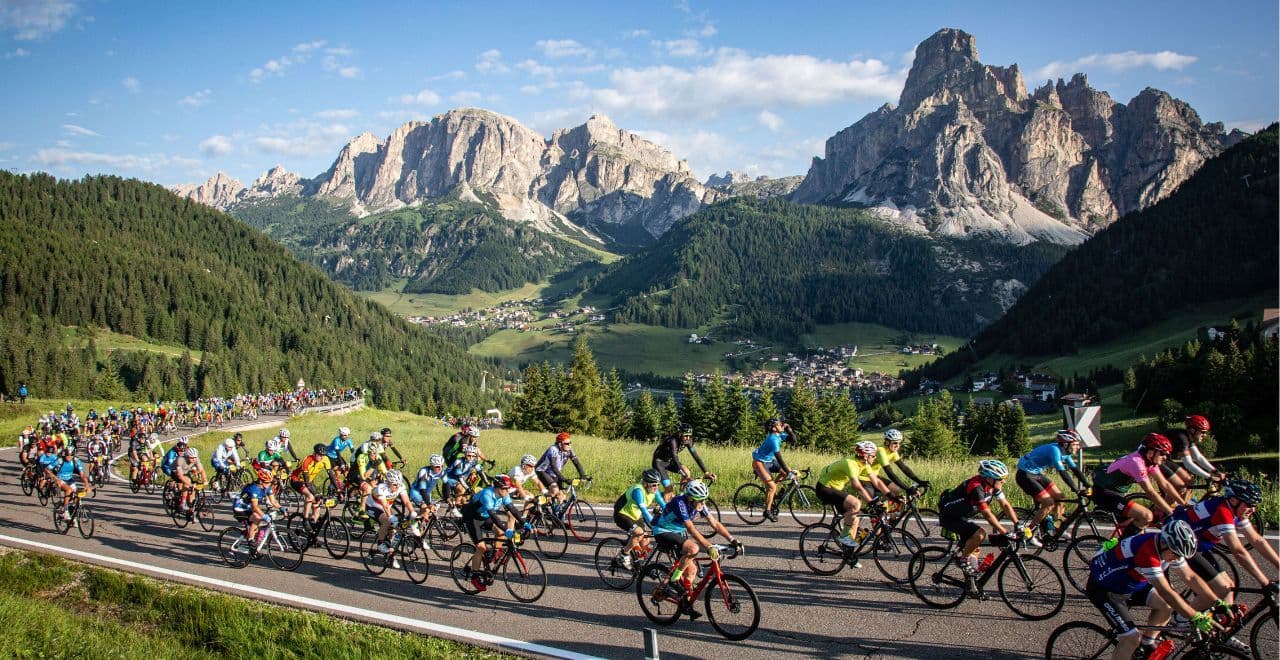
[787,485,825,526]
[322,517,351,560]
[705,572,760,641]
[698,497,721,539]
[1044,620,1114,660]
[196,498,215,532]
[218,527,251,568]
[267,530,304,571]
[449,543,480,594]
[1249,605,1278,660]
[872,527,921,584]
[503,549,546,602]
[635,562,682,626]
[908,546,968,609]
[76,503,95,539]
[426,518,460,561]
[732,483,767,525]
[565,500,597,542]
[997,553,1065,620]
[534,515,569,559]
[594,537,636,590]
[908,507,938,541]
[285,513,315,552]
[398,535,430,584]
[798,523,846,576]
[1063,534,1107,595]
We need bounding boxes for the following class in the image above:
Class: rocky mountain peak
[245,165,304,198]
[173,171,245,209]
[705,171,754,187]
[900,28,982,109]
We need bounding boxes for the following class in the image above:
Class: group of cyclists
[11,399,1277,655]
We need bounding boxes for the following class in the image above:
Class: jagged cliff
[792,28,1237,245]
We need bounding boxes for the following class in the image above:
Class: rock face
[175,108,719,244]
[792,28,1232,244]
[172,172,245,209]
[707,173,805,200]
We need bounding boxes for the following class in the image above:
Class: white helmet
[465,426,480,438]
[520,454,537,467]
[429,454,445,467]
[338,426,350,437]
[266,438,281,453]
[278,428,290,439]
[386,469,404,487]
[223,438,235,450]
[884,429,904,443]
[854,441,878,461]
[185,447,199,459]
[369,431,382,441]
[463,444,479,457]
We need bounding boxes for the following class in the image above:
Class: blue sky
[1,0,1276,187]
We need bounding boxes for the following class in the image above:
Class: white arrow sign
[1064,404,1102,448]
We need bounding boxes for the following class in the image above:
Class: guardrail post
[644,628,660,660]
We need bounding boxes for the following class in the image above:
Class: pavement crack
[909,614,926,638]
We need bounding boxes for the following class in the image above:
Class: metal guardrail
[295,397,365,416]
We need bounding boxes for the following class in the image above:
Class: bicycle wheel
[799,523,847,576]
[37,484,51,507]
[909,546,968,609]
[503,549,546,602]
[564,500,597,542]
[172,500,192,528]
[218,527,251,568]
[1069,510,1114,539]
[533,515,569,559]
[1249,606,1277,660]
[426,518,460,561]
[285,513,315,552]
[322,517,350,560]
[162,482,178,514]
[907,507,938,541]
[998,553,1065,620]
[206,476,225,505]
[398,535,430,585]
[1044,620,1114,660]
[594,537,636,590]
[705,572,760,641]
[635,562,682,626]
[1064,534,1107,595]
[732,483,767,525]
[76,503,95,539]
[788,485,824,526]
[873,527,922,584]
[53,504,72,534]
[196,497,216,532]
[361,535,391,576]
[449,543,481,594]
[698,498,721,539]
[267,529,304,571]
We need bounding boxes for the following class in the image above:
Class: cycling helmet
[279,428,290,439]
[369,431,382,441]
[520,454,537,467]
[1139,433,1173,456]
[386,469,404,486]
[978,459,1009,480]
[175,436,189,447]
[1160,519,1198,558]
[368,441,384,454]
[1056,429,1082,445]
[854,441,878,461]
[223,438,235,450]
[255,467,273,482]
[465,426,480,438]
[641,468,663,485]
[312,443,326,455]
[60,446,74,458]
[266,438,281,453]
[555,432,571,443]
[1185,415,1211,432]
[680,423,693,437]
[493,474,514,490]
[685,479,710,501]
[185,447,198,459]
[463,445,479,457]
[884,429,904,443]
[429,454,445,467]
[380,427,392,436]
[148,432,160,444]
[338,426,350,437]
[1224,479,1263,506]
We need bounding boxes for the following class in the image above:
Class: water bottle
[855,528,870,543]
[1146,639,1174,660]
[254,528,267,546]
[979,552,996,573]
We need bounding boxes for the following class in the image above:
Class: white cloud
[325,46,353,56]
[526,107,585,135]
[249,49,312,82]
[451,91,483,104]
[251,121,351,157]
[1034,50,1198,80]
[431,70,466,81]
[198,135,233,157]
[516,59,554,77]
[589,48,903,120]
[699,24,717,38]
[652,38,706,58]
[122,76,139,92]
[520,84,543,95]
[757,110,783,132]
[337,66,360,79]
[31,148,203,175]
[293,40,327,53]
[475,49,509,74]
[632,128,738,180]
[399,89,441,106]
[0,0,76,40]
[625,29,650,39]
[4,47,29,58]
[62,123,99,137]
[178,89,212,107]
[316,108,360,120]
[537,39,593,59]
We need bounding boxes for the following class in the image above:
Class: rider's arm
[569,453,585,479]
[1184,445,1216,479]
[1142,472,1182,512]
[868,473,894,497]
[686,443,710,474]
[880,463,913,490]
[773,451,791,475]
[1225,527,1277,585]
[502,500,526,527]
[631,488,655,525]
[1159,563,1216,619]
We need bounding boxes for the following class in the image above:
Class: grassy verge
[0,549,508,659]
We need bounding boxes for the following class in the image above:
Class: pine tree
[1000,401,1031,457]
[724,379,754,447]
[600,369,630,440]
[629,390,659,441]
[785,378,820,449]
[657,396,680,438]
[680,376,706,438]
[557,336,604,434]
[701,373,729,444]
[910,391,963,459]
[755,384,780,433]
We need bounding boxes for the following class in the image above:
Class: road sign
[1063,404,1102,448]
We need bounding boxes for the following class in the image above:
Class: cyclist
[161,436,188,483]
[443,424,486,465]
[35,441,61,495]
[211,438,243,494]
[445,445,483,506]
[938,459,1022,575]
[874,429,929,496]
[85,433,109,477]
[325,427,354,468]
[535,432,586,509]
[508,454,541,503]
[1016,429,1090,545]
[652,423,714,493]
[274,428,298,464]
[1163,415,1221,498]
[17,426,35,466]
[256,438,288,473]
[650,480,741,618]
[460,474,530,593]
[612,468,667,568]
[1086,519,1222,660]
[174,446,206,515]
[347,432,389,512]
[289,444,337,526]
[751,418,795,522]
[366,469,417,556]
[816,441,896,552]
[1092,434,1181,537]
[49,446,92,518]
[232,467,281,556]
[1171,479,1280,609]
[408,454,447,511]
[379,427,406,466]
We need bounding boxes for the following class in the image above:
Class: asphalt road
[0,418,1273,659]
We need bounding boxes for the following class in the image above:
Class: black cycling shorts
[290,479,316,497]
[614,510,641,533]
[654,531,685,552]
[1092,489,1133,517]
[652,458,674,485]
[1187,549,1225,581]
[815,482,852,511]
[1015,470,1055,499]
[462,515,496,544]
[1086,577,1152,637]
[939,509,981,542]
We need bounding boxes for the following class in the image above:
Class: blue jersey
[751,432,787,463]
[469,486,512,519]
[411,467,446,504]
[38,453,60,471]
[651,494,707,536]
[325,435,353,461]
[54,458,84,483]
[1017,442,1078,475]
[445,458,478,486]
[161,447,181,474]
[233,483,272,512]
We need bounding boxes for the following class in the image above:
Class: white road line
[0,533,602,660]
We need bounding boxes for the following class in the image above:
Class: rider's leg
[675,538,700,587]
[842,495,861,539]
[753,460,776,511]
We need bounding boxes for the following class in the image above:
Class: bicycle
[449,532,547,602]
[52,487,94,539]
[360,516,430,584]
[87,455,108,492]
[173,483,216,532]
[286,497,351,560]
[523,494,570,559]
[1045,603,1252,659]
[635,542,759,640]
[555,477,598,542]
[217,510,304,571]
[908,526,1066,621]
[798,498,922,583]
[18,462,39,496]
[732,468,826,526]
[595,529,680,590]
[1232,585,1277,660]
[209,464,251,505]
[130,459,159,494]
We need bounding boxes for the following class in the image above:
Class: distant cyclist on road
[612,468,667,568]
[535,432,586,510]
[1092,434,1182,537]
[874,429,929,495]
[325,427,354,467]
[816,440,896,553]
[1163,415,1222,499]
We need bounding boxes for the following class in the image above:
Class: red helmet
[555,432,571,443]
[1185,415,1211,432]
[493,474,514,490]
[255,467,273,482]
[1139,433,1173,455]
